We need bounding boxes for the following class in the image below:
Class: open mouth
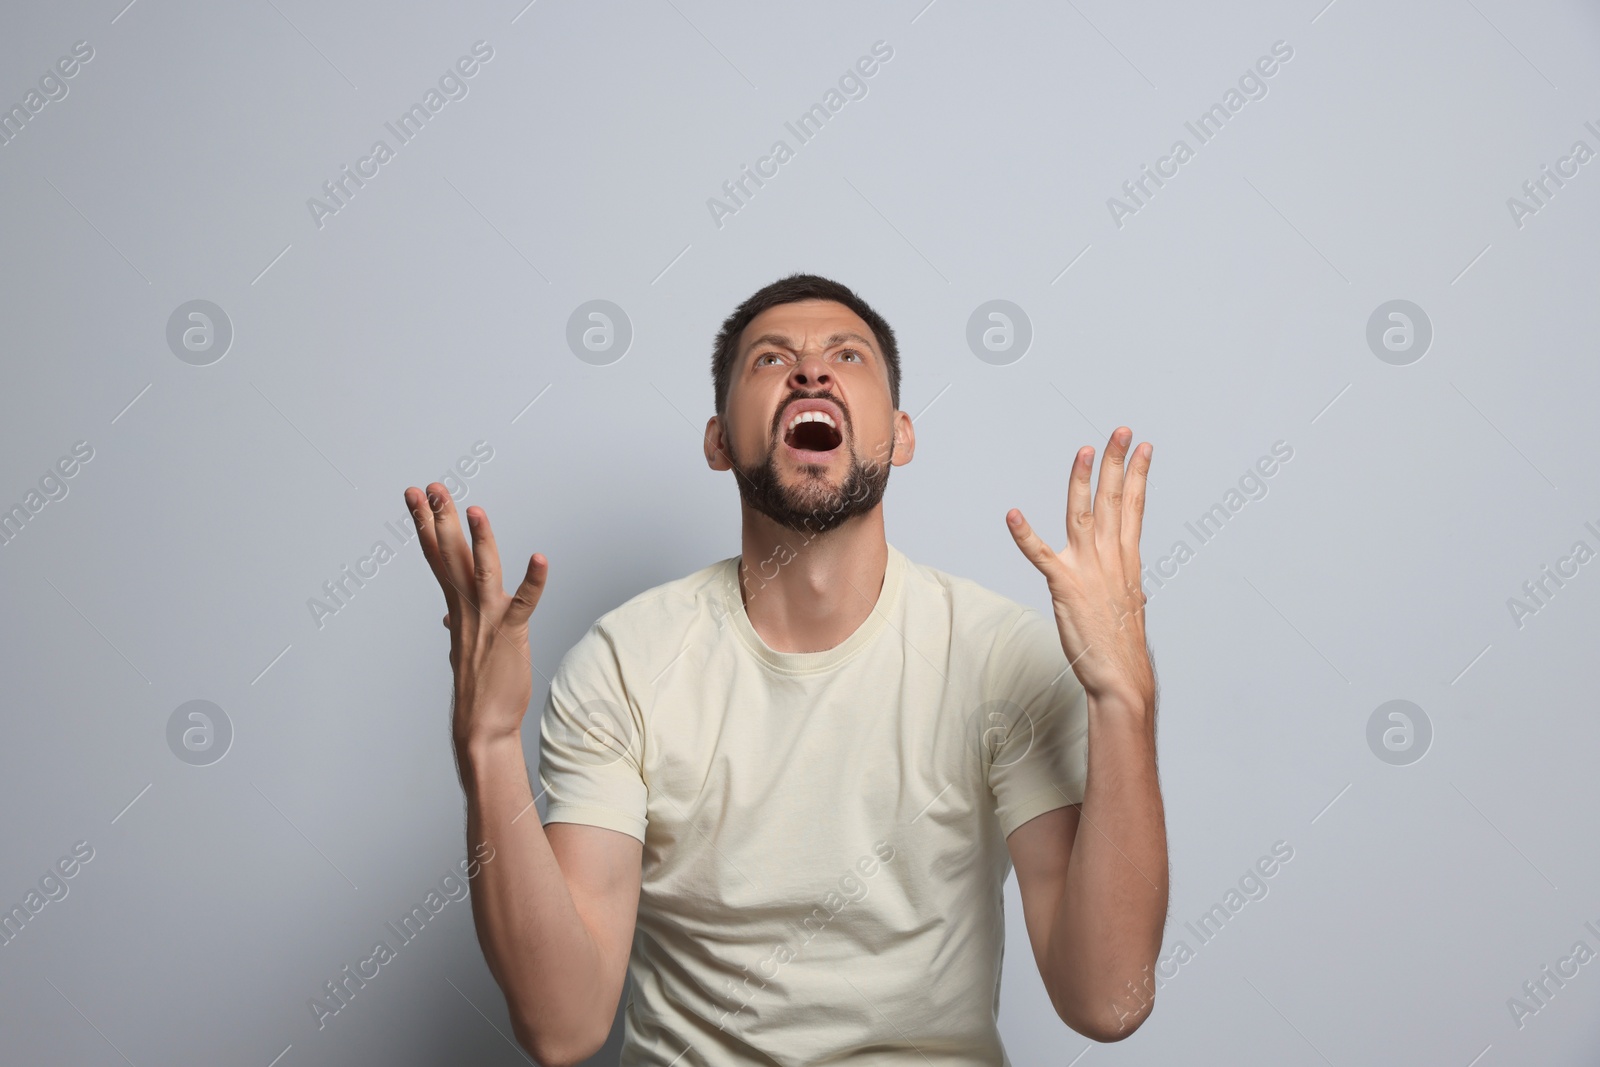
[783,410,843,453]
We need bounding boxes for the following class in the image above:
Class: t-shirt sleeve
[982,605,1090,838]
[536,622,649,844]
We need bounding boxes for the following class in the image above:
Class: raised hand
[405,482,548,744]
[1005,426,1155,709]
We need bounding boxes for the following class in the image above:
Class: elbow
[513,1014,604,1067]
[1051,987,1156,1044]
[1073,1011,1149,1043]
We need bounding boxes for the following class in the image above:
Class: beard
[729,416,894,536]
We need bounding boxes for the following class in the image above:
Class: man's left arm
[1004,426,1168,1041]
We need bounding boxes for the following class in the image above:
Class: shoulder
[555,556,732,679]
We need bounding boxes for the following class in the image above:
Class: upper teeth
[788,411,837,432]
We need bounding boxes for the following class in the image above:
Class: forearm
[457,732,609,1058]
[1049,694,1168,1039]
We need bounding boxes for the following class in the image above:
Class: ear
[890,409,916,467]
[704,414,733,471]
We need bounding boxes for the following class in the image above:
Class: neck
[736,505,888,654]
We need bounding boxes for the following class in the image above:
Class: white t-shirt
[537,542,1089,1065]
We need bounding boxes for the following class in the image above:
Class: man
[404,274,1167,1065]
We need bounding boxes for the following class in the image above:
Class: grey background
[2,0,1597,1063]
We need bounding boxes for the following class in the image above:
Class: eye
[755,352,784,366]
[838,349,863,362]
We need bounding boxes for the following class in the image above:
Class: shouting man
[404,273,1168,1065]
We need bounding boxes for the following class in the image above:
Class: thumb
[1007,509,1062,579]
[504,552,549,627]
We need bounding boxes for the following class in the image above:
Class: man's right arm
[403,481,641,1066]
[459,734,641,1066]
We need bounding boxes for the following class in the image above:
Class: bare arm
[1005,427,1169,1040]
[406,482,642,1065]
[1009,696,1166,1040]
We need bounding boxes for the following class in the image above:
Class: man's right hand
[405,482,548,744]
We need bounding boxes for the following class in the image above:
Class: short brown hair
[710,273,901,416]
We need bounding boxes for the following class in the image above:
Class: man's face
[705,299,913,534]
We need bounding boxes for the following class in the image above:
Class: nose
[788,352,832,392]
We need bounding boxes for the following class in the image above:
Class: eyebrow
[742,331,878,360]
